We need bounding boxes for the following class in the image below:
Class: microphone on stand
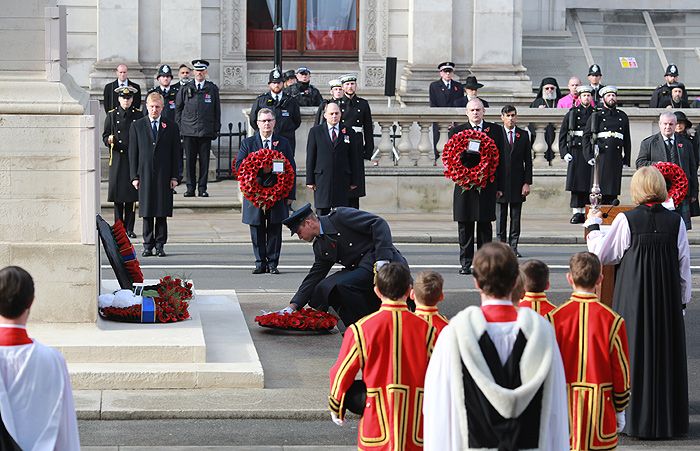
[602,199,621,218]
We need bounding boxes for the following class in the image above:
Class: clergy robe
[329,299,437,451]
[587,204,690,438]
[0,326,80,450]
[415,306,449,336]
[547,292,631,450]
[423,302,569,451]
[518,291,556,317]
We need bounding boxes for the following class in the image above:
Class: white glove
[587,158,596,166]
[375,260,389,271]
[616,411,625,433]
[564,153,573,162]
[277,306,295,315]
[331,411,345,426]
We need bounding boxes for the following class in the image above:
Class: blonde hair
[630,166,667,205]
[146,91,164,105]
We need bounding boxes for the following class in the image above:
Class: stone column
[219,0,248,91]
[358,0,389,91]
[161,0,202,69]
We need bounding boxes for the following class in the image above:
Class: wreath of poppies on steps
[654,161,688,207]
[442,128,500,191]
[255,308,338,331]
[235,148,295,210]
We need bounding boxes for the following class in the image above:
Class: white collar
[470,121,485,129]
[327,123,338,131]
[481,299,514,306]
[0,324,26,329]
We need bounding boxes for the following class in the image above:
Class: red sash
[481,305,518,323]
[0,327,32,346]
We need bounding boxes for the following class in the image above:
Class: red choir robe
[329,299,437,450]
[415,306,449,336]
[519,291,556,317]
[547,292,631,450]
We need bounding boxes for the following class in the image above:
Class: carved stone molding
[360,0,388,60]
[221,0,244,60]
[365,66,385,88]
[222,65,246,88]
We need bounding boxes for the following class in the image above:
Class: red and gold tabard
[414,306,449,337]
[519,291,557,317]
[547,292,631,451]
[329,299,437,450]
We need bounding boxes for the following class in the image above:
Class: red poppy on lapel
[516,132,521,139]
[341,128,347,134]
[454,86,459,92]
[273,141,279,147]
[678,143,683,148]
[161,122,167,129]
[484,127,490,133]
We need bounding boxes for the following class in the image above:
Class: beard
[604,99,617,109]
[543,91,557,101]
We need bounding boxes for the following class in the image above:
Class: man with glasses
[250,69,302,155]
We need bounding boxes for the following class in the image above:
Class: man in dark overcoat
[129,92,181,257]
[103,64,141,114]
[450,98,505,275]
[306,102,360,215]
[103,86,140,238]
[250,69,302,154]
[235,108,296,274]
[496,105,532,257]
[279,204,408,328]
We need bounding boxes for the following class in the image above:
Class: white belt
[598,131,624,140]
[352,126,364,133]
[572,131,583,136]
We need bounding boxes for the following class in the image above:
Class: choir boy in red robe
[412,271,449,336]
[518,259,556,316]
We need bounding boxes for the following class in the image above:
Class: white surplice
[422,306,569,451]
[0,326,80,451]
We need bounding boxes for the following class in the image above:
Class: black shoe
[142,249,153,257]
[268,267,280,274]
[198,191,209,197]
[252,267,266,274]
[127,232,137,239]
[514,250,523,258]
[184,191,195,197]
[459,267,471,275]
[570,213,585,224]
[156,249,167,257]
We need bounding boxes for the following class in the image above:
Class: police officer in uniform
[429,62,464,156]
[649,64,687,108]
[175,59,221,198]
[338,74,373,209]
[587,64,605,107]
[148,64,179,122]
[286,67,323,107]
[559,85,596,224]
[583,86,631,205]
[279,204,408,328]
[103,86,141,238]
[250,69,302,154]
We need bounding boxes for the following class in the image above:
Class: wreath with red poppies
[255,308,338,331]
[236,148,295,210]
[654,161,688,207]
[442,128,500,190]
[99,276,194,323]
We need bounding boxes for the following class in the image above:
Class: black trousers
[309,267,380,327]
[496,202,523,251]
[249,214,283,270]
[113,202,135,233]
[457,221,492,269]
[570,192,589,208]
[183,136,211,193]
[143,217,167,251]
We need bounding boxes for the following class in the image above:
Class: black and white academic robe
[423,305,569,450]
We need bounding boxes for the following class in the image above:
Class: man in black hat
[250,69,302,154]
[452,76,489,108]
[286,67,323,106]
[148,64,179,122]
[103,86,140,238]
[103,64,142,114]
[279,204,407,328]
[650,64,688,108]
[175,59,221,198]
[530,77,562,108]
[659,83,690,109]
[338,74,373,208]
[282,69,297,90]
[587,64,605,106]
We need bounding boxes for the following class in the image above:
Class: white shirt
[327,124,338,140]
[470,121,485,131]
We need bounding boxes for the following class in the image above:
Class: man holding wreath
[236,108,296,275]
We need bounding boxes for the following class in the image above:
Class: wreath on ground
[442,128,500,191]
[654,161,688,207]
[255,308,338,331]
[236,148,295,210]
[99,276,194,323]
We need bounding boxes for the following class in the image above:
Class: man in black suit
[429,62,464,156]
[103,64,141,114]
[306,102,360,215]
[637,112,698,229]
[279,204,408,328]
[235,108,296,275]
[450,98,504,275]
[496,106,532,257]
[129,92,181,257]
[250,69,302,154]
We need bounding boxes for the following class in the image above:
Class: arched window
[247,0,358,58]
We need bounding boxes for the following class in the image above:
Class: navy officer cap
[114,85,137,98]
[282,203,313,235]
[438,61,455,71]
[191,59,210,71]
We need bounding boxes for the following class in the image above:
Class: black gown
[612,204,688,438]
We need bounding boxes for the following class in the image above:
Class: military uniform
[103,79,141,114]
[559,103,595,208]
[286,81,323,107]
[518,291,556,317]
[338,92,373,205]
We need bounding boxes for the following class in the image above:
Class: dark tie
[197,83,202,91]
[264,139,270,149]
[331,127,338,143]
[446,82,450,91]
[151,121,158,141]
[666,139,679,165]
[509,130,514,146]
[475,125,480,132]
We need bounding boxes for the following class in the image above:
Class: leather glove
[587,158,596,166]
[331,411,345,426]
[616,411,625,433]
[564,153,573,162]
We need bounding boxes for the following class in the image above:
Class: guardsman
[559,85,596,223]
[583,86,631,205]
[649,64,687,108]
[102,86,140,237]
[314,78,345,126]
[587,64,605,106]
[148,64,179,122]
[338,74,373,209]
[250,69,302,154]
[286,66,323,107]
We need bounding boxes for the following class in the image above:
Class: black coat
[650,83,689,108]
[175,80,221,138]
[636,133,698,201]
[149,84,180,122]
[306,123,360,209]
[583,107,631,196]
[250,92,302,151]
[449,121,505,222]
[129,116,181,217]
[290,208,406,308]
[235,133,296,225]
[286,82,323,106]
[559,104,595,192]
[452,96,489,108]
[338,94,373,198]
[429,79,464,107]
[103,105,140,203]
[103,80,141,114]
[497,126,532,203]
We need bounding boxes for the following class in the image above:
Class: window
[246,0,358,58]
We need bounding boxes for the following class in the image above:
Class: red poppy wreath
[255,308,338,331]
[442,128,500,191]
[654,161,688,207]
[236,149,295,210]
